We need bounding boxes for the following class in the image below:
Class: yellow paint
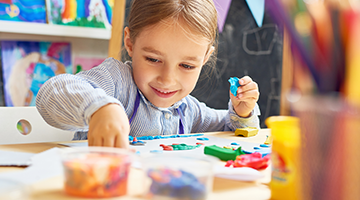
[6,4,20,18]
[69,0,77,21]
[266,116,302,200]
[108,0,114,8]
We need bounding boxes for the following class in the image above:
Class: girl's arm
[36,58,130,130]
[36,58,136,148]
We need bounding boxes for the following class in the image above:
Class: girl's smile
[151,86,178,98]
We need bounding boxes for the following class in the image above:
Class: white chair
[0,107,74,145]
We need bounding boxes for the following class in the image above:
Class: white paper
[214,166,264,181]
[0,150,34,166]
[0,148,63,185]
[60,135,270,156]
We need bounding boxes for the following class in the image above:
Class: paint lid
[265,116,300,144]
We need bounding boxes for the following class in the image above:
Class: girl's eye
[180,64,195,69]
[146,57,160,63]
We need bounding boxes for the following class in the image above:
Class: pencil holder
[60,147,134,198]
[141,154,217,200]
[292,95,360,200]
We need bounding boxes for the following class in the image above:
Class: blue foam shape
[129,135,134,141]
[137,136,154,140]
[191,134,204,137]
[242,149,254,154]
[231,142,240,145]
[260,144,271,148]
[243,147,271,156]
[150,150,163,153]
[180,135,190,137]
[254,146,261,150]
[228,77,241,96]
[160,135,171,139]
[197,137,209,141]
[129,133,204,141]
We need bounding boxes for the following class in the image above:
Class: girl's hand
[229,76,259,118]
[88,103,130,149]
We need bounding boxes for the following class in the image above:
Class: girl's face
[124,19,213,108]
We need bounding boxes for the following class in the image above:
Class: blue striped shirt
[36,58,260,140]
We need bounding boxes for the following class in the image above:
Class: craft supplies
[141,154,217,200]
[61,147,134,198]
[204,145,245,161]
[225,152,270,170]
[228,77,241,96]
[235,127,259,137]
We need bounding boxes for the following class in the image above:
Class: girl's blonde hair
[127,0,218,66]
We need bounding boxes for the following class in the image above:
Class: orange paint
[63,153,130,198]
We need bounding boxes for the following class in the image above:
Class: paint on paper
[0,0,46,23]
[46,0,114,29]
[73,57,104,73]
[0,41,71,106]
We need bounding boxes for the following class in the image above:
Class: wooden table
[0,130,271,200]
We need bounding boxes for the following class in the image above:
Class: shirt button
[164,113,171,119]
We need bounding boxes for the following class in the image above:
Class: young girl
[36,0,260,149]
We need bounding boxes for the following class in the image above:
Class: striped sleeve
[227,101,261,130]
[35,58,129,131]
[187,95,261,132]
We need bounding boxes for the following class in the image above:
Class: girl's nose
[157,65,176,86]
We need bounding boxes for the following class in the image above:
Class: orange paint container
[61,147,134,198]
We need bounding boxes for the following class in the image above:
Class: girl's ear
[124,27,133,57]
[203,46,215,65]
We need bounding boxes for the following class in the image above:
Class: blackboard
[122,0,283,128]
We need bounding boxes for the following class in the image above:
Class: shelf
[0,20,111,40]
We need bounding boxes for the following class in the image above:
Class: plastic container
[141,154,217,200]
[0,179,29,200]
[265,116,302,200]
[61,147,134,198]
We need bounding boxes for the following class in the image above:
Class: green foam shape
[204,145,245,161]
[171,144,202,150]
